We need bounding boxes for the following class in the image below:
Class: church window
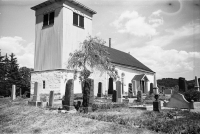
[43,11,55,27]
[43,80,45,89]
[73,12,84,28]
[73,12,79,26]
[79,15,84,28]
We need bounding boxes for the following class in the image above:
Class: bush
[184,90,200,102]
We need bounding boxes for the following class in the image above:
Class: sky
[0,0,200,80]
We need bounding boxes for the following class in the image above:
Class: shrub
[184,90,200,102]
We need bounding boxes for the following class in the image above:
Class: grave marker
[112,90,117,102]
[116,81,122,102]
[97,82,102,97]
[178,77,188,92]
[49,91,54,107]
[128,83,133,98]
[11,85,16,100]
[63,79,75,111]
[82,78,94,112]
[194,76,199,91]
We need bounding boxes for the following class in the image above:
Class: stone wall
[31,69,82,99]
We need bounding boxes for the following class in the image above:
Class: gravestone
[149,83,153,95]
[11,85,16,100]
[116,81,122,102]
[108,78,113,95]
[97,82,102,97]
[128,83,133,98]
[194,76,199,91]
[63,79,75,111]
[163,92,194,109]
[112,90,117,102]
[49,91,54,107]
[178,77,188,92]
[137,90,143,102]
[33,82,40,101]
[28,82,47,107]
[82,78,94,112]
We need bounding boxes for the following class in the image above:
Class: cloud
[111,10,163,37]
[0,36,34,68]
[147,22,200,47]
[130,44,200,79]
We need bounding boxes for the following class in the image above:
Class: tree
[67,36,118,108]
[67,36,118,80]
[19,67,33,95]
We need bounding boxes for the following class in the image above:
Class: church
[30,0,156,98]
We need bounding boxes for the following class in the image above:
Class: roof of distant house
[31,0,97,15]
[106,46,154,73]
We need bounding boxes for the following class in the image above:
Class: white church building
[30,0,156,98]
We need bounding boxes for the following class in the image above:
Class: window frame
[43,11,55,27]
[73,12,84,29]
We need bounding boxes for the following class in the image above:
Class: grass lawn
[0,98,155,134]
[1,97,200,134]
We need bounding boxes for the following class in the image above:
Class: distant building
[31,0,156,98]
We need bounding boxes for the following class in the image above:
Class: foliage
[0,53,33,97]
[67,36,118,80]
[80,107,200,134]
[157,78,178,88]
[184,89,200,102]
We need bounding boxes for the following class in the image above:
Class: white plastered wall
[62,1,93,68]
[92,64,155,96]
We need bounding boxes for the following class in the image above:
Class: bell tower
[30,0,96,97]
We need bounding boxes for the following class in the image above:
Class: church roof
[31,0,97,15]
[106,47,154,73]
[132,74,149,81]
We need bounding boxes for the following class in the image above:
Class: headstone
[108,78,113,95]
[33,82,40,101]
[163,92,194,109]
[28,82,47,107]
[153,100,161,112]
[112,90,117,102]
[137,90,143,102]
[178,77,188,92]
[82,78,94,112]
[149,83,153,95]
[116,81,122,102]
[194,76,199,91]
[49,91,54,107]
[11,85,16,100]
[63,79,75,111]
[128,83,133,98]
[97,82,102,97]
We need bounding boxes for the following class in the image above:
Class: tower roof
[31,0,97,15]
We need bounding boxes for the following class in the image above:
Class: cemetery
[0,0,200,133]
[1,75,200,133]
